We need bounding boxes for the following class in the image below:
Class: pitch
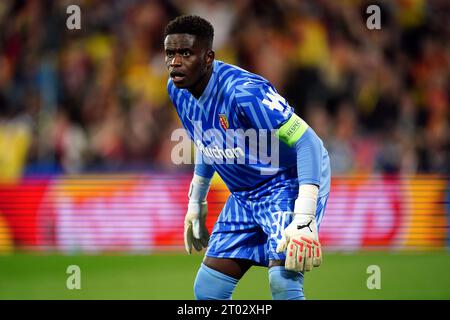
[0,252,449,300]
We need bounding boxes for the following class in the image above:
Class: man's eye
[182,51,190,57]
[166,52,174,58]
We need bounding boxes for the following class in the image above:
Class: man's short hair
[164,15,214,48]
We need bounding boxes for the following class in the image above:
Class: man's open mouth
[170,71,186,83]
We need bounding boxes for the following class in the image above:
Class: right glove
[276,213,322,272]
[184,201,209,254]
[276,184,322,272]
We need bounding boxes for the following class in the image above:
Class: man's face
[164,34,211,89]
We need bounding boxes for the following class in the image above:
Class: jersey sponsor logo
[196,139,244,160]
[218,114,229,130]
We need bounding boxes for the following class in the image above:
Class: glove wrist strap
[187,201,206,213]
[188,173,212,203]
[294,184,319,218]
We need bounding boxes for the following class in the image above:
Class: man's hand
[276,214,322,272]
[184,201,209,254]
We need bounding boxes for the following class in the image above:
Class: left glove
[184,201,209,254]
[184,173,212,254]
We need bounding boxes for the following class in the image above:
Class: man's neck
[189,66,214,99]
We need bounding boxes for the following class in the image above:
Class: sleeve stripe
[275,113,309,147]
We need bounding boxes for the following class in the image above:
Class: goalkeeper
[164,15,330,300]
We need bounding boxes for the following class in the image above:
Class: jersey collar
[197,60,218,106]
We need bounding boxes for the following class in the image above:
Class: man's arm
[194,146,215,179]
[275,113,323,272]
[183,147,215,254]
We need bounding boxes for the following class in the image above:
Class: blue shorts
[205,192,329,267]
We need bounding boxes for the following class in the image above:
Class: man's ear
[205,49,215,68]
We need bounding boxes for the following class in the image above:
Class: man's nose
[170,54,182,67]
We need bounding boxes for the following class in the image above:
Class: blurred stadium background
[0,0,449,299]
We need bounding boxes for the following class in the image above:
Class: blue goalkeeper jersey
[167,60,330,199]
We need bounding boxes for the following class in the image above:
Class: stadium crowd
[0,0,448,178]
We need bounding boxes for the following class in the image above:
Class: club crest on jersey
[218,114,229,130]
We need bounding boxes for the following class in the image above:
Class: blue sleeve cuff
[294,127,322,186]
[194,162,215,179]
[195,147,215,179]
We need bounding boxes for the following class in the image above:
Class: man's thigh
[206,195,270,266]
[203,257,254,279]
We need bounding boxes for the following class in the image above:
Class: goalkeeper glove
[276,184,322,272]
[184,201,209,254]
[184,174,211,254]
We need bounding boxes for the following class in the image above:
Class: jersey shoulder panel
[213,61,272,119]
[230,69,293,130]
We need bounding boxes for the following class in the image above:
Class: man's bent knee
[268,260,305,300]
[194,263,239,300]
